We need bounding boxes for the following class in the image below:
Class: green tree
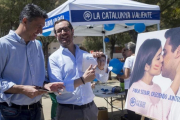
[54,0,67,7]
[0,0,67,67]
[82,36,103,52]
[83,32,131,59]
[0,0,55,36]
[135,0,180,29]
[106,32,131,59]
[38,36,56,68]
[120,0,180,43]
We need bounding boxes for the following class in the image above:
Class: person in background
[120,47,127,62]
[95,54,111,82]
[117,47,128,91]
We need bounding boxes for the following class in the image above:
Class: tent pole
[103,33,106,54]
[157,24,160,30]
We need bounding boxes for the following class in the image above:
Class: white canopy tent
[42,0,160,53]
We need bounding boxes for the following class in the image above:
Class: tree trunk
[109,36,116,80]
[40,37,50,69]
[110,36,116,59]
[110,45,115,59]
[128,30,138,43]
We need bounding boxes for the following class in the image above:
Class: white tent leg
[157,24,160,30]
[103,34,106,54]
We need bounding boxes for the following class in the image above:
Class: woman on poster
[127,39,180,120]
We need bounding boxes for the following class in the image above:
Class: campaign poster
[125,27,180,120]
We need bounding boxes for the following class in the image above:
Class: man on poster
[161,27,180,120]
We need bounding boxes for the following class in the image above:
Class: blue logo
[86,56,90,60]
[83,11,92,21]
[130,97,136,107]
[86,56,94,60]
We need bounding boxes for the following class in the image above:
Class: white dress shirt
[123,55,135,89]
[48,45,95,105]
[168,88,180,120]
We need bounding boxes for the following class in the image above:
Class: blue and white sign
[43,11,70,30]
[71,10,160,22]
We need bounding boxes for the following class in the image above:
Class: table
[93,84,125,119]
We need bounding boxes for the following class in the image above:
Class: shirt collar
[9,30,29,45]
[59,44,80,54]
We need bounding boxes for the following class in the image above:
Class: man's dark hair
[54,19,73,35]
[97,54,106,60]
[165,27,180,52]
[19,3,48,23]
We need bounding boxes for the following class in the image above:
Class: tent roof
[41,0,160,36]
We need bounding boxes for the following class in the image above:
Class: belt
[59,101,94,110]
[0,101,41,110]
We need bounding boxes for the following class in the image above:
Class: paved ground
[42,77,127,120]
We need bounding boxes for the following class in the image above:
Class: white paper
[82,53,97,72]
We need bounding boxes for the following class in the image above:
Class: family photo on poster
[126,27,180,120]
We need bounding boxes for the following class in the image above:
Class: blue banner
[43,11,70,30]
[71,10,160,22]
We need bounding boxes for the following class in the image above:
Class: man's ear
[72,29,74,36]
[55,34,58,41]
[175,45,180,59]
[145,63,150,71]
[22,18,27,25]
